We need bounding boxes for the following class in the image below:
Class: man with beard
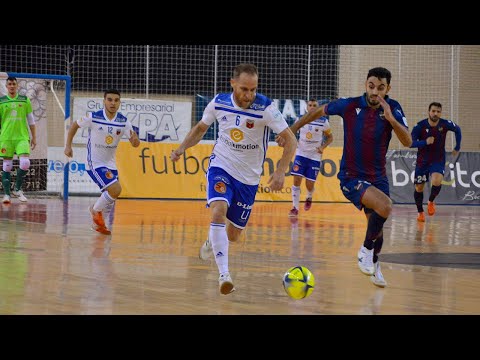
[410,102,462,222]
[282,67,412,288]
[170,63,296,295]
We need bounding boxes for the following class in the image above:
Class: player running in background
[64,89,140,235]
[410,102,462,222]
[288,98,333,217]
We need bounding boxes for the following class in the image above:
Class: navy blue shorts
[291,155,321,182]
[414,162,445,184]
[339,177,390,211]
[206,166,258,229]
[87,167,119,191]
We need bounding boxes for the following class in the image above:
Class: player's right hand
[426,136,435,145]
[170,149,181,162]
[275,134,286,147]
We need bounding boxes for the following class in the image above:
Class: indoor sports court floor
[0,197,479,315]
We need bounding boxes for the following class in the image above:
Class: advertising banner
[47,147,97,193]
[72,97,192,144]
[387,150,480,205]
[116,144,480,205]
[116,142,346,202]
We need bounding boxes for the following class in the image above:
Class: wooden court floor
[0,197,479,315]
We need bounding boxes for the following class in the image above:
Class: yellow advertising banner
[117,142,346,202]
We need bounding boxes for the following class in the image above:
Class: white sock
[103,202,115,227]
[209,223,229,274]
[93,191,115,212]
[306,189,314,199]
[292,185,300,209]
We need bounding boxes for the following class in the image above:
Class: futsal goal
[0,72,71,199]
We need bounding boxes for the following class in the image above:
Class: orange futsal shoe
[89,205,106,228]
[427,201,436,216]
[417,212,425,222]
[91,223,112,235]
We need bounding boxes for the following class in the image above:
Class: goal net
[0,72,71,199]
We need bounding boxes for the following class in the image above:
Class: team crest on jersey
[116,129,121,135]
[1,148,5,154]
[105,171,114,179]
[230,129,244,142]
[105,135,114,144]
[315,128,319,132]
[438,127,443,131]
[306,132,313,139]
[293,165,300,172]
[214,181,227,194]
[246,120,254,129]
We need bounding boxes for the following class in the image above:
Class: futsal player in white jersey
[64,89,140,235]
[289,98,333,217]
[171,64,296,295]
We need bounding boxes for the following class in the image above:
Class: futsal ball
[282,266,315,299]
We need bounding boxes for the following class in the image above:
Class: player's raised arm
[268,126,296,191]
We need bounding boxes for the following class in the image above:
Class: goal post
[0,71,71,199]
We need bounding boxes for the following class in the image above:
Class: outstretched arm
[290,105,327,134]
[268,127,297,191]
[170,121,210,161]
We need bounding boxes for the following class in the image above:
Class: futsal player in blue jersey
[410,102,461,222]
[171,64,297,295]
[285,67,412,288]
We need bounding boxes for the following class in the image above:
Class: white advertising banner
[72,97,192,144]
[47,147,97,193]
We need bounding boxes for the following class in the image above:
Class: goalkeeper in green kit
[0,76,36,204]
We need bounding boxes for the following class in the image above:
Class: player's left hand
[130,130,140,147]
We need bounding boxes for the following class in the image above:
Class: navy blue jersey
[325,94,408,183]
[410,118,461,167]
